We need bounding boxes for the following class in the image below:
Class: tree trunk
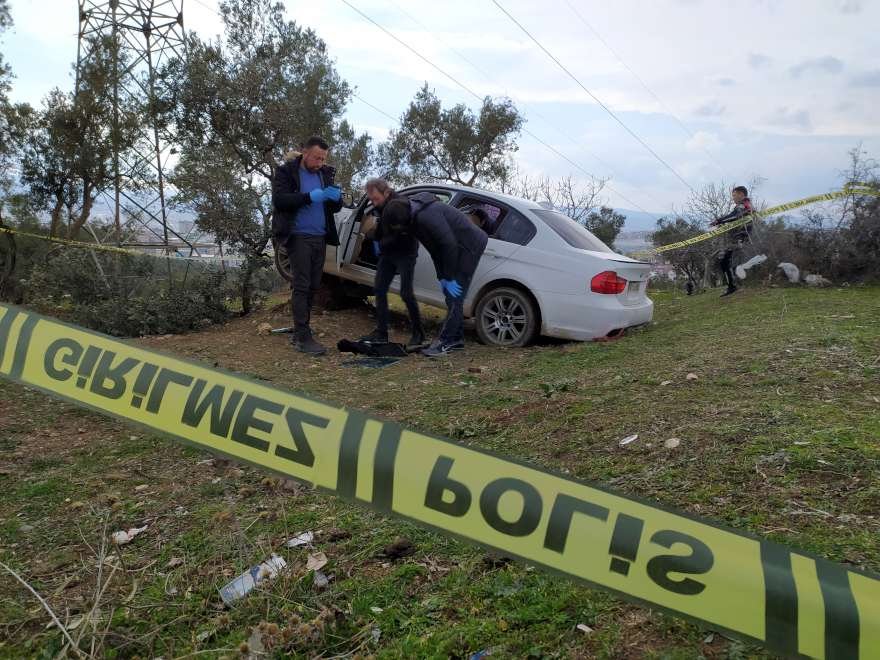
[49,196,64,238]
[240,259,254,316]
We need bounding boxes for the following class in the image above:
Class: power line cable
[562,0,725,176]
[341,0,653,212]
[492,0,695,193]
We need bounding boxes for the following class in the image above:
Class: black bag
[337,339,408,358]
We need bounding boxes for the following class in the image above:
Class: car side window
[492,210,536,246]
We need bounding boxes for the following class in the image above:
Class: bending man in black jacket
[271,137,343,355]
[359,179,425,349]
[381,192,488,358]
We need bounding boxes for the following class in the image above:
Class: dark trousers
[286,234,325,339]
[438,249,482,345]
[374,254,422,336]
[719,248,736,289]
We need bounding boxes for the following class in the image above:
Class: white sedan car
[275,184,653,346]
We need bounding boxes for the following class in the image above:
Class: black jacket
[271,156,343,246]
[408,192,488,280]
[372,194,420,259]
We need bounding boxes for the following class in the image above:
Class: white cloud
[686,131,722,152]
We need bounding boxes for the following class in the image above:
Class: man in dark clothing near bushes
[710,185,754,297]
[359,178,426,349]
[271,137,343,355]
[381,192,488,358]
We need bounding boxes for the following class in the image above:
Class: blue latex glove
[440,279,463,298]
[309,188,327,203]
[373,241,381,256]
[323,185,342,202]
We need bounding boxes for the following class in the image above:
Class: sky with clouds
[2,0,879,217]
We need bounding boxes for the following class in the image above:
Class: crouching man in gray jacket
[381,193,488,357]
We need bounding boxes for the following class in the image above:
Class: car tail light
[590,270,627,294]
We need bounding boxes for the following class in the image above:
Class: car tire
[273,238,292,282]
[475,286,539,347]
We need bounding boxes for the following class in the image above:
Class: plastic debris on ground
[576,623,594,634]
[270,326,295,334]
[664,438,681,449]
[686,373,699,380]
[285,531,314,548]
[218,554,287,604]
[111,525,148,546]
[306,552,328,572]
[618,434,639,447]
[735,254,768,280]
[313,570,331,590]
[778,262,800,283]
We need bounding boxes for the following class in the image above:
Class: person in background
[381,193,487,358]
[710,185,753,297]
[271,136,343,355]
[359,179,425,349]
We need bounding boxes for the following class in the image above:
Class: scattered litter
[735,254,768,280]
[777,262,800,283]
[341,357,402,369]
[134,484,149,493]
[371,625,382,643]
[166,557,184,569]
[804,273,832,287]
[793,441,811,446]
[576,623,594,635]
[285,531,314,548]
[370,606,384,614]
[270,325,295,334]
[470,650,493,660]
[196,628,216,643]
[817,459,832,466]
[306,552,328,572]
[382,537,415,560]
[256,322,273,336]
[686,373,699,381]
[618,434,639,447]
[313,570,331,590]
[704,633,715,644]
[660,380,673,386]
[112,525,148,546]
[664,438,681,449]
[218,554,287,604]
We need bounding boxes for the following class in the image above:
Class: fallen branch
[0,560,84,657]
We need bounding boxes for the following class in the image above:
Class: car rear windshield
[534,210,614,253]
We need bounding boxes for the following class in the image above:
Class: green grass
[0,284,878,658]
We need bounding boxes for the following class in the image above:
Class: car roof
[400,183,546,214]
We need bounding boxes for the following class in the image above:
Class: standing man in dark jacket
[381,192,488,357]
[709,185,753,298]
[271,137,343,355]
[359,179,425,349]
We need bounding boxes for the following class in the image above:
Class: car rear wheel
[475,286,538,347]
[273,238,292,282]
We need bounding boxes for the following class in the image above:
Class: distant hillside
[614,208,665,231]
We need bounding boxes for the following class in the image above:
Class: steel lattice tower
[77,0,192,252]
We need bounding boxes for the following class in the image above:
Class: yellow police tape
[0,302,878,659]
[648,185,880,255]
[0,226,209,262]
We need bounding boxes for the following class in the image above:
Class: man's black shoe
[720,286,738,298]
[295,335,327,356]
[358,329,389,344]
[406,331,427,351]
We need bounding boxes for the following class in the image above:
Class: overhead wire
[341,0,654,212]
[492,0,695,194]
[562,0,726,176]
